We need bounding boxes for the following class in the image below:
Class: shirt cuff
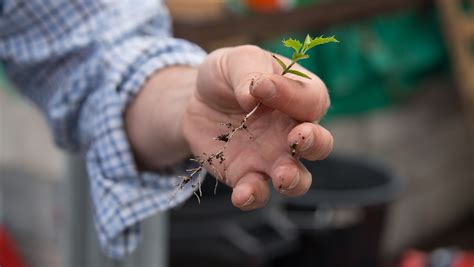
[82,37,207,258]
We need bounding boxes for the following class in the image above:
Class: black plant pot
[169,175,298,267]
[277,156,401,267]
[169,155,400,267]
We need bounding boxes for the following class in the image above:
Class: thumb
[224,45,275,112]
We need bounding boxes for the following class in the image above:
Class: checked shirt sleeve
[0,0,206,258]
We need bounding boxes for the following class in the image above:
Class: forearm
[125,66,198,171]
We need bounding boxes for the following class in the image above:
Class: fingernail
[251,77,276,99]
[287,172,300,191]
[242,195,255,207]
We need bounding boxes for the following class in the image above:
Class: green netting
[261,9,449,118]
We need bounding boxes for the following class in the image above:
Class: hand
[182,45,333,210]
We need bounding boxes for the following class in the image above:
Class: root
[173,101,262,203]
[209,163,223,195]
[193,191,201,204]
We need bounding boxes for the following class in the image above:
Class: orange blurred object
[245,0,281,12]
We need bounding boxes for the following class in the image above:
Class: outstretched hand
[182,45,333,210]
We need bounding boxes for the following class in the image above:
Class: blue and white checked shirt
[0,0,207,258]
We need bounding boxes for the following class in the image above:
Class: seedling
[175,34,339,203]
[273,34,339,78]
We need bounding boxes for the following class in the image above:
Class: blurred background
[1,0,473,266]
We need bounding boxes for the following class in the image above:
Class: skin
[125,45,333,211]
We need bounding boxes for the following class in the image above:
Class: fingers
[287,122,333,160]
[231,123,330,203]
[270,156,312,196]
[221,45,330,122]
[250,73,330,122]
[231,172,270,211]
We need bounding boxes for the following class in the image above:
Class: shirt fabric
[0,0,207,258]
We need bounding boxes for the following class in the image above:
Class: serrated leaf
[306,35,339,51]
[286,69,312,79]
[282,38,302,53]
[292,53,309,61]
[272,54,287,71]
[301,34,313,53]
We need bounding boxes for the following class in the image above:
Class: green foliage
[303,35,339,53]
[272,54,287,71]
[291,53,309,61]
[274,34,339,79]
[282,38,302,53]
[286,69,312,79]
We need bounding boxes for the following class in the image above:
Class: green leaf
[286,69,312,79]
[306,35,339,51]
[304,34,312,46]
[282,38,302,53]
[292,53,309,61]
[301,34,313,53]
[272,54,287,71]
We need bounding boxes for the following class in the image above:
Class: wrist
[125,66,198,171]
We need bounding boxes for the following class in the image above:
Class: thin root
[193,191,201,204]
[172,102,262,203]
[197,178,203,197]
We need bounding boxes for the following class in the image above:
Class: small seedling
[174,34,339,203]
[273,34,339,78]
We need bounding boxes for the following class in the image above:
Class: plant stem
[281,61,296,75]
[246,102,262,118]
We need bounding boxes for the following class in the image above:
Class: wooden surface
[173,0,433,48]
[437,0,474,132]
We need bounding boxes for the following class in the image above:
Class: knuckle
[230,45,262,60]
[235,44,262,54]
[231,45,271,63]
